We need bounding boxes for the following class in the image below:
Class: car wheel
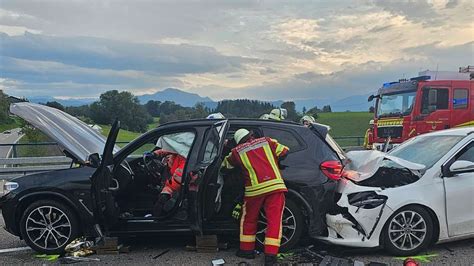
[383,206,433,256]
[20,200,80,255]
[256,199,304,252]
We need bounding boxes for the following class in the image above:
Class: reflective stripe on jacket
[222,137,289,197]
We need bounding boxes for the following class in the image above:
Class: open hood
[344,150,425,182]
[10,102,119,163]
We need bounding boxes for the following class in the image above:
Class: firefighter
[268,108,287,121]
[221,129,289,265]
[300,115,316,126]
[363,119,374,149]
[152,149,186,217]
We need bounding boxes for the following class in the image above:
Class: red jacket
[222,137,289,198]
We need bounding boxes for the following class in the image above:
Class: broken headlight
[0,180,19,196]
[348,191,387,209]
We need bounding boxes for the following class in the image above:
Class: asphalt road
[0,128,23,158]
[0,213,472,265]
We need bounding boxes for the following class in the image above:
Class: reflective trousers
[240,192,285,255]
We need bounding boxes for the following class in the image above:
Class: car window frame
[261,126,307,153]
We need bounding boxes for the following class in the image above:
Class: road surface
[0,213,472,265]
[0,128,23,158]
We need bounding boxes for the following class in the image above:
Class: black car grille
[377,126,403,138]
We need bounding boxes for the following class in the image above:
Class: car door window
[421,87,449,114]
[456,142,474,163]
[127,131,196,158]
[262,127,304,152]
[199,121,228,164]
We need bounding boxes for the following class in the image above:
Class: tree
[369,106,375,113]
[322,105,332,113]
[305,106,320,119]
[45,101,65,111]
[302,106,307,114]
[0,90,11,124]
[281,101,300,122]
[90,90,152,132]
[145,100,162,117]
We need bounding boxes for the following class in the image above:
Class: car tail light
[320,161,343,181]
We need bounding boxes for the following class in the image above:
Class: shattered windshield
[389,135,463,169]
[377,91,416,118]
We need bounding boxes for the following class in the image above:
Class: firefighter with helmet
[363,119,375,149]
[206,112,225,119]
[300,115,316,126]
[221,129,289,266]
[261,108,288,121]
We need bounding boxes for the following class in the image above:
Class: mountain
[138,88,213,107]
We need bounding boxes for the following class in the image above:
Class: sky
[0,0,473,102]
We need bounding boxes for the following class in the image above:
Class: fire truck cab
[369,66,474,151]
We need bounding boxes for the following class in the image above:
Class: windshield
[389,135,463,169]
[377,91,416,118]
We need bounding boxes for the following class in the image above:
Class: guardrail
[0,137,364,178]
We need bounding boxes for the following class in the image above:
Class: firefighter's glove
[232,203,242,220]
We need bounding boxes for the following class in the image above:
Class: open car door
[90,120,120,237]
[189,120,229,234]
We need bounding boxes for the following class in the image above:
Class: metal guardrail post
[12,144,17,158]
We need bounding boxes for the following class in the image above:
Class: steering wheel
[143,152,166,179]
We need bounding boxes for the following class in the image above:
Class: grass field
[0,117,21,132]
[316,112,373,147]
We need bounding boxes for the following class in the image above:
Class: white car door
[443,141,474,237]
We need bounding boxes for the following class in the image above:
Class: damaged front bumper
[317,178,394,248]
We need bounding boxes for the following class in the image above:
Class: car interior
[109,126,262,224]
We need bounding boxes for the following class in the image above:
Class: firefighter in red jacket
[152,149,186,217]
[221,129,289,265]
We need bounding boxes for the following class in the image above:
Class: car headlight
[0,180,19,196]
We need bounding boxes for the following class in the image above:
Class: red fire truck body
[369,68,474,150]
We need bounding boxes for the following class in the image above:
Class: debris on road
[152,249,170,259]
[211,258,225,265]
[59,256,101,264]
[394,254,438,263]
[35,254,60,262]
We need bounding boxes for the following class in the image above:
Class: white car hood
[10,102,116,163]
[345,150,425,182]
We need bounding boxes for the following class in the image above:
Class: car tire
[20,200,80,255]
[256,198,304,252]
[382,205,433,256]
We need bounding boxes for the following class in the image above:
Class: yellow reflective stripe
[240,234,256,243]
[221,155,234,169]
[275,143,286,156]
[245,178,284,192]
[263,144,282,179]
[264,237,281,247]
[240,152,258,186]
[245,184,287,197]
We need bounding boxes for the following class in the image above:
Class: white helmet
[260,114,271,120]
[300,115,316,125]
[268,108,287,121]
[206,112,225,119]
[234,129,250,144]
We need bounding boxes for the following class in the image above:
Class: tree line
[1,89,334,133]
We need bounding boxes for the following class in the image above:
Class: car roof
[159,118,302,128]
[420,127,474,137]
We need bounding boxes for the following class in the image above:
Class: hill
[138,88,213,107]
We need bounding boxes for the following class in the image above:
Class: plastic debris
[394,254,438,263]
[59,256,100,264]
[35,254,60,261]
[211,258,225,266]
[153,249,170,259]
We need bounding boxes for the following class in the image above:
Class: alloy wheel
[25,206,72,250]
[256,206,296,247]
[388,210,427,251]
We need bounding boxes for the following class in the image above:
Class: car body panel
[9,102,120,163]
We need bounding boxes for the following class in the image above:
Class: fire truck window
[421,88,449,114]
[453,89,468,109]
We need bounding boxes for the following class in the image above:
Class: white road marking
[0,246,32,254]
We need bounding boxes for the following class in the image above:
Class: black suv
[0,103,344,254]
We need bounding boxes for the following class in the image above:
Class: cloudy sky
[0,0,473,102]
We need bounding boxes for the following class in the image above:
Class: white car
[318,127,474,256]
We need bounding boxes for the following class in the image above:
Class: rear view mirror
[88,153,101,168]
[428,89,437,106]
[368,95,374,102]
[449,160,474,174]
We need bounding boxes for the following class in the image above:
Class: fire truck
[368,66,474,151]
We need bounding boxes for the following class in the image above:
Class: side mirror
[428,89,437,105]
[449,160,474,174]
[368,95,375,102]
[88,153,101,168]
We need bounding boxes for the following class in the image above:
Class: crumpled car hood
[344,150,425,182]
[10,102,118,163]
